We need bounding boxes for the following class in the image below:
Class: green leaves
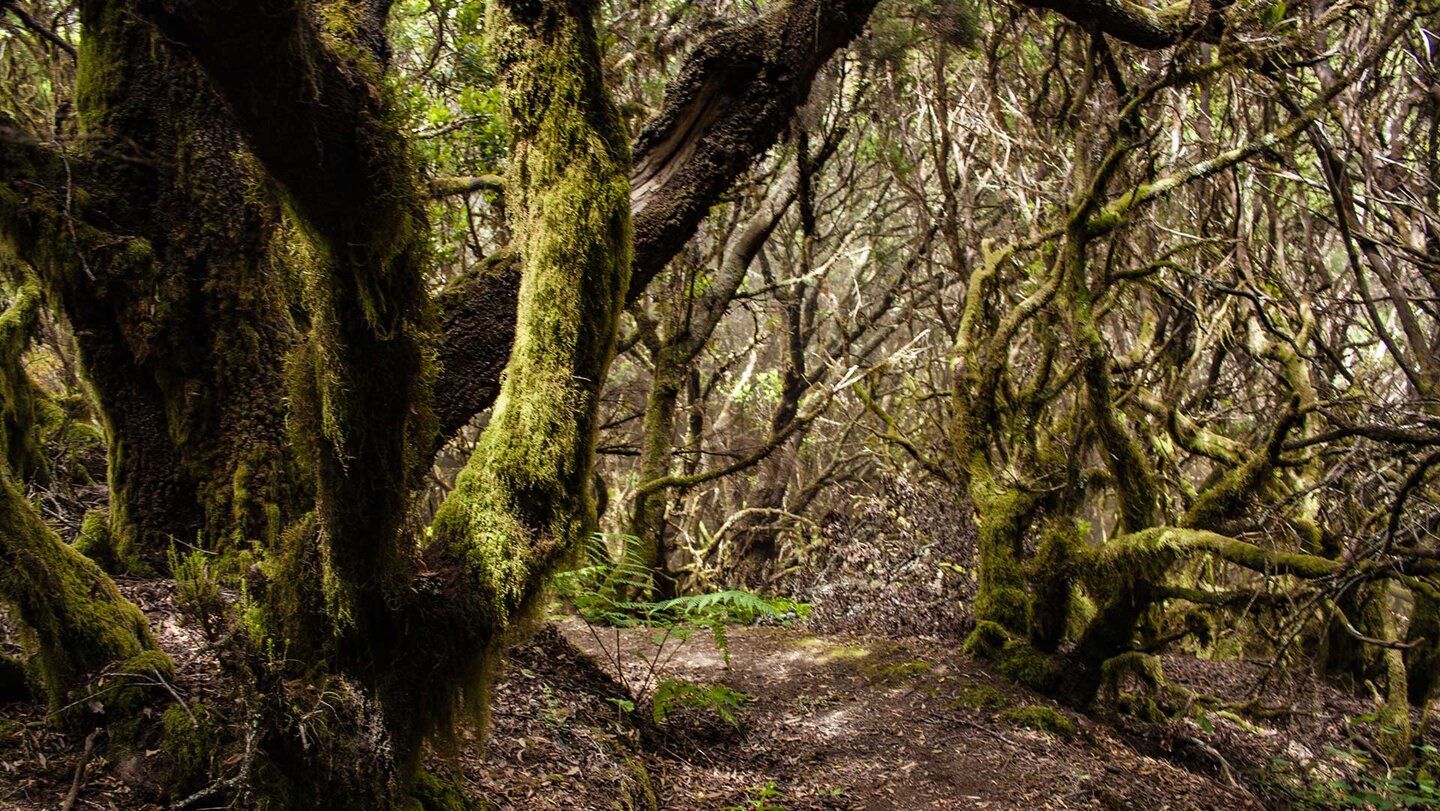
[553,532,803,720]
[553,533,811,632]
[651,678,750,726]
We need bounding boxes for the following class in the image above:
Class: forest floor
[554,620,1260,810]
[1,579,1435,809]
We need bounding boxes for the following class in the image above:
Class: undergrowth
[1264,743,1440,809]
[553,533,806,726]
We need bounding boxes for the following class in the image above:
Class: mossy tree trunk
[429,0,632,619]
[142,0,438,638]
[0,463,166,709]
[0,215,169,722]
[0,274,51,485]
[630,349,686,595]
[413,0,631,758]
[1,0,300,568]
[0,267,168,708]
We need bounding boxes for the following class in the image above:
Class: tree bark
[0,0,299,566]
[629,350,685,597]
[430,0,880,448]
[141,0,437,628]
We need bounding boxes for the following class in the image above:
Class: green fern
[554,534,810,630]
[553,532,810,703]
[652,678,750,726]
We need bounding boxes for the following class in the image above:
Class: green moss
[1181,450,1275,532]
[0,275,51,486]
[858,659,933,687]
[971,488,1034,634]
[98,649,174,747]
[965,621,1059,692]
[1066,525,1345,705]
[627,357,685,592]
[975,587,1031,636]
[1028,522,1082,652]
[948,685,1006,711]
[997,641,1060,693]
[1082,354,1159,535]
[963,620,1009,659]
[1086,527,1337,595]
[287,198,436,629]
[0,470,166,710]
[1003,705,1076,737]
[616,749,658,811]
[1115,693,1168,724]
[74,509,118,572]
[1099,651,1163,698]
[162,703,218,788]
[1065,589,1097,641]
[1095,651,1203,722]
[406,770,480,811]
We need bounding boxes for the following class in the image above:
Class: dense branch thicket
[1,0,1438,806]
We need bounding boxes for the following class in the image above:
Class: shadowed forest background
[1,0,1439,807]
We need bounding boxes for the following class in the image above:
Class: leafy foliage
[555,533,809,635]
[554,532,803,712]
[1265,745,1440,809]
[651,677,750,726]
[169,547,223,640]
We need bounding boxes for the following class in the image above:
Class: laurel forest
[0,0,1438,808]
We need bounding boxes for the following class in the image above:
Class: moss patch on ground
[1003,705,1076,738]
[948,685,1007,711]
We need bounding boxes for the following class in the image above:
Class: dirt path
[0,583,1372,810]
[559,620,1258,810]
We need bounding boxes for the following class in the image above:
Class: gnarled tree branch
[430,0,880,445]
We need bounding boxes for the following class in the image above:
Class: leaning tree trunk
[0,466,166,709]
[0,271,168,709]
[420,0,633,740]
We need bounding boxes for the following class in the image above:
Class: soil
[559,619,1258,810]
[1,580,1435,809]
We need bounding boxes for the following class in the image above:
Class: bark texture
[430,0,881,447]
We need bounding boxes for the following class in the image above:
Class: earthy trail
[1,583,1424,809]
[555,620,1257,810]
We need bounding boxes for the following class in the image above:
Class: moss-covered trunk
[0,276,51,485]
[0,468,166,708]
[0,265,165,709]
[0,0,301,568]
[79,0,299,565]
[410,0,631,763]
